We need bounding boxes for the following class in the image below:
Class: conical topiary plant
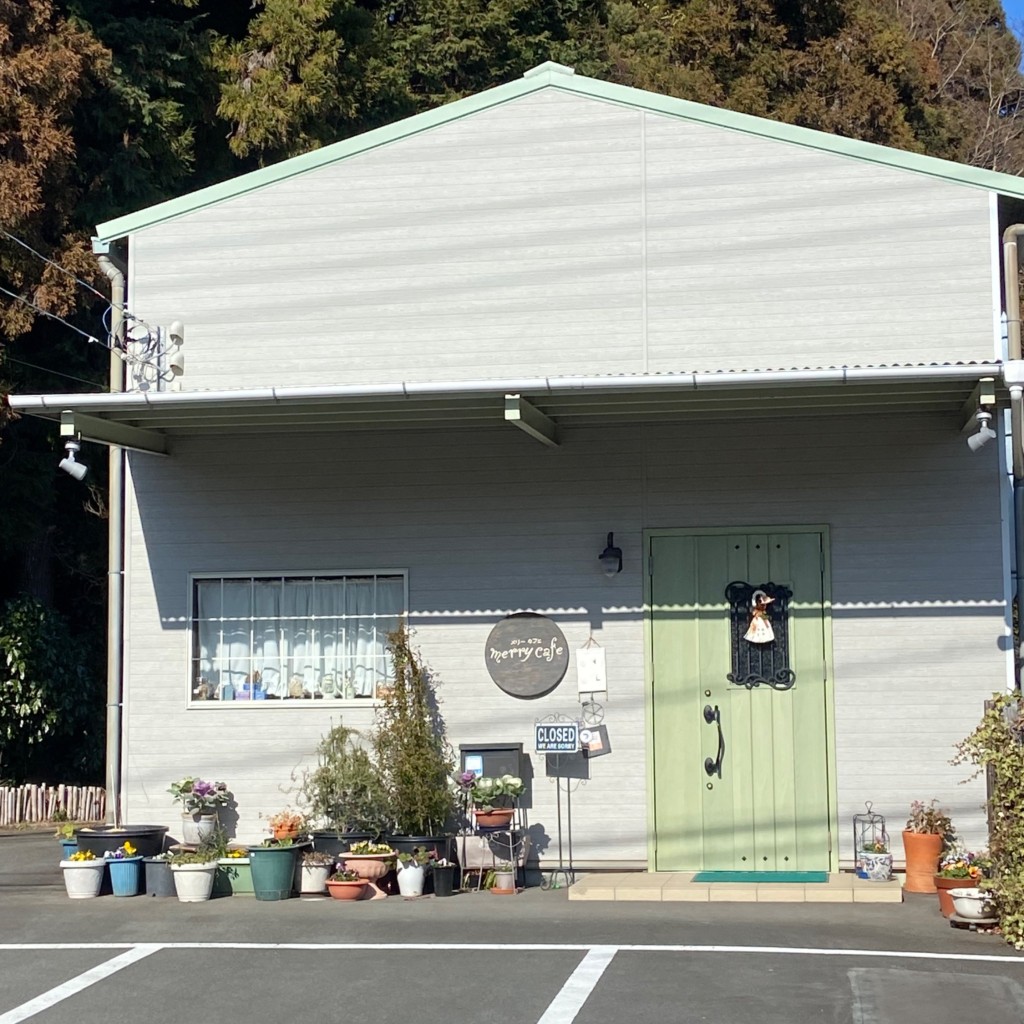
[373,623,456,837]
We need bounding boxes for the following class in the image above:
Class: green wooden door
[650,531,832,871]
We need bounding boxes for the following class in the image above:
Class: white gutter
[94,242,125,829]
[7,363,1007,412]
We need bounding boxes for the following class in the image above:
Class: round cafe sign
[485,613,569,699]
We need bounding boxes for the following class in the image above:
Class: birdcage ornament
[853,802,892,881]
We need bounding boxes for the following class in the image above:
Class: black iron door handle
[703,704,725,778]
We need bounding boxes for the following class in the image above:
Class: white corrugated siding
[122,412,1003,865]
[125,89,994,389]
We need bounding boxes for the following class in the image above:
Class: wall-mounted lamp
[967,409,996,452]
[58,439,88,481]
[598,532,622,576]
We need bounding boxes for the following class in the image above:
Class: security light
[598,532,623,576]
[967,410,996,452]
[58,439,88,481]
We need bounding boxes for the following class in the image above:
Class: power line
[1,354,109,391]
[0,283,109,348]
[0,229,107,303]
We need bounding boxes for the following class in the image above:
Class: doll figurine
[743,590,775,644]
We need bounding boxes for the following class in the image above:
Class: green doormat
[692,871,828,883]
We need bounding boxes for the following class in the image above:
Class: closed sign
[535,722,580,753]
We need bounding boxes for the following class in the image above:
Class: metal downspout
[95,249,125,826]
[1003,225,1024,690]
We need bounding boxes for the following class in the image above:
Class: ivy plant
[954,691,1024,947]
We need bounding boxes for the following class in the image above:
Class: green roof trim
[95,62,1024,243]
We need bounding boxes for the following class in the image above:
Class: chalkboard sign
[485,613,569,699]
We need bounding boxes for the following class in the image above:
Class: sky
[1004,0,1024,36]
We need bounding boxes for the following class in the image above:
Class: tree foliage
[0,597,102,783]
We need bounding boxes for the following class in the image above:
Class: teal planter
[249,845,300,901]
[59,839,78,859]
[108,856,144,896]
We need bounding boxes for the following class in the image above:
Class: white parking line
[2,941,1022,963]
[536,946,617,1024]
[0,944,160,1024]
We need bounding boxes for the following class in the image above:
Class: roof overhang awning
[7,363,1010,456]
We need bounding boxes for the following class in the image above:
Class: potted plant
[60,849,105,899]
[266,807,306,842]
[326,868,367,901]
[75,823,169,858]
[301,722,389,856]
[432,856,456,897]
[143,852,177,897]
[471,775,524,828]
[935,849,989,917]
[859,837,893,882]
[105,841,144,897]
[168,849,219,902]
[297,849,335,894]
[374,623,457,861]
[341,840,397,899]
[168,776,232,845]
[54,822,77,860]
[902,800,954,894]
[249,837,304,901]
[490,862,516,895]
[396,846,435,897]
[215,846,253,896]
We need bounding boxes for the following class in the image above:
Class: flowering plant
[938,850,990,880]
[347,840,395,856]
[862,838,889,854]
[68,850,96,862]
[906,800,954,837]
[107,841,138,860]
[267,808,306,834]
[223,848,248,859]
[470,775,525,812]
[168,776,232,814]
[329,869,362,882]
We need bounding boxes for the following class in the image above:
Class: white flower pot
[171,862,218,902]
[397,862,426,897]
[181,813,217,845]
[297,863,331,894]
[860,851,893,882]
[61,859,105,899]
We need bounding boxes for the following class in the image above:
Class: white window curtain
[194,574,404,701]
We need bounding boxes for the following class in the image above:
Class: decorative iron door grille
[725,580,795,690]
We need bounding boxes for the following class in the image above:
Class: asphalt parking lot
[3,830,1024,1024]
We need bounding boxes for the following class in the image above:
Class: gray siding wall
[122,413,1004,865]
[126,89,995,390]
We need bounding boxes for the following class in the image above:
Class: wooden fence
[0,784,105,826]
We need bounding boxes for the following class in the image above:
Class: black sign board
[485,613,569,699]
[535,721,580,752]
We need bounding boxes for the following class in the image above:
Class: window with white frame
[190,573,405,703]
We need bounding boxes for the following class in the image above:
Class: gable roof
[95,60,1024,244]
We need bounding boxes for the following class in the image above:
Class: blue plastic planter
[59,839,78,859]
[108,856,144,896]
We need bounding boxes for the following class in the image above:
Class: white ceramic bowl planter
[949,887,997,921]
[60,859,105,899]
[171,861,218,902]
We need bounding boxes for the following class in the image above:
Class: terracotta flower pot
[340,853,394,882]
[935,875,977,917]
[474,808,515,828]
[902,831,943,893]
[326,879,366,901]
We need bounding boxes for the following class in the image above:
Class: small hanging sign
[535,721,580,753]
[576,643,607,694]
[580,725,611,759]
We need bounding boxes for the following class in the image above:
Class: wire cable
[0,283,109,348]
[0,228,108,303]
[1,354,110,390]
